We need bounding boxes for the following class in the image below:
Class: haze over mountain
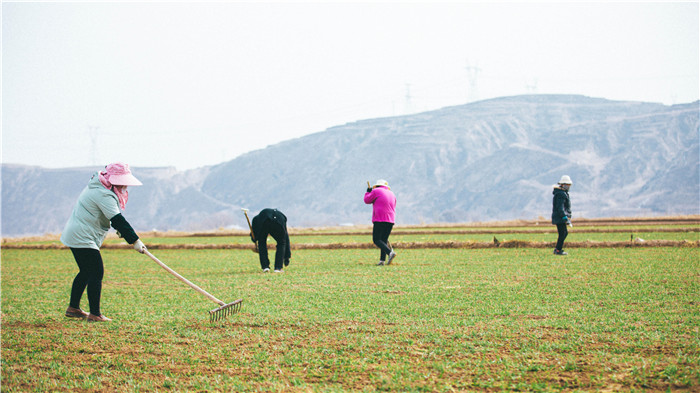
[2,95,698,237]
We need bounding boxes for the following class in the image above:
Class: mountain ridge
[2,94,698,236]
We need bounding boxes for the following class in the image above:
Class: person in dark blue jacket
[551,175,573,255]
[250,208,291,273]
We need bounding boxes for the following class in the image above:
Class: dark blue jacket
[551,187,572,224]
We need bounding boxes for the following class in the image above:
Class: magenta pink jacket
[364,186,396,223]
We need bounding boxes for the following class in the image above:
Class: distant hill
[2,95,698,236]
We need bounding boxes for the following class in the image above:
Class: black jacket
[551,187,572,224]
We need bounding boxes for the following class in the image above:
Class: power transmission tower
[88,125,100,166]
[525,78,539,94]
[404,83,413,114]
[465,60,481,102]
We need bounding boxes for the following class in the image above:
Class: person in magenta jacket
[364,179,397,265]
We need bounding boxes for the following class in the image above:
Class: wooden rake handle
[144,249,225,306]
[243,209,255,242]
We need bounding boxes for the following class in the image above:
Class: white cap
[374,179,389,188]
[558,175,573,185]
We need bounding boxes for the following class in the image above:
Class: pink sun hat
[103,162,142,186]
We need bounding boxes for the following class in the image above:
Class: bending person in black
[250,208,291,273]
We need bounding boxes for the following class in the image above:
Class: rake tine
[209,299,243,322]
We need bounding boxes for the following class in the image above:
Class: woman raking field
[60,162,147,322]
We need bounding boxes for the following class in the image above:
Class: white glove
[568,221,573,228]
[133,239,146,253]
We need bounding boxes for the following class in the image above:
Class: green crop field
[2,225,699,392]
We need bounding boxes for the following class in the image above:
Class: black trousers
[258,219,291,270]
[69,248,104,316]
[555,223,568,251]
[372,222,394,261]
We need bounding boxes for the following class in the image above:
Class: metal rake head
[209,299,243,322]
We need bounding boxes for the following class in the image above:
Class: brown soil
[5,216,697,242]
[3,239,698,250]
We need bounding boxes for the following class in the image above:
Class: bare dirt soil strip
[5,239,698,250]
[4,217,697,246]
[185,216,700,237]
[199,227,700,237]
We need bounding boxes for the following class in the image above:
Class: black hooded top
[551,187,572,225]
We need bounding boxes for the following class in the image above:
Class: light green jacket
[60,173,121,250]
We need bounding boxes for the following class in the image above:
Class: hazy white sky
[3,1,698,170]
